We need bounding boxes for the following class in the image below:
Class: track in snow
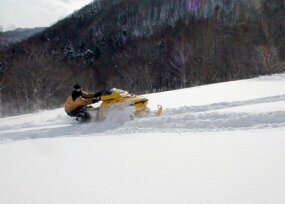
[122,94,285,133]
[1,93,285,142]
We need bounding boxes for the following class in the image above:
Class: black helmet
[72,84,82,101]
[73,84,81,92]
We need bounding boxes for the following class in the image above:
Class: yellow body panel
[98,88,148,120]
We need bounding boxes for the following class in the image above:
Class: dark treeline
[0,0,284,116]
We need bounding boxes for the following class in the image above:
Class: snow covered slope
[0,74,285,204]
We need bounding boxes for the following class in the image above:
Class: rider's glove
[92,97,101,103]
[94,91,103,98]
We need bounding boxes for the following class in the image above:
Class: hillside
[0,73,285,203]
[0,0,284,116]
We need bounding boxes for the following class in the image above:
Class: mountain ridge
[0,27,46,48]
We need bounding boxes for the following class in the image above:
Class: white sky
[0,0,93,31]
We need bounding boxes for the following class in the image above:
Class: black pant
[67,106,91,121]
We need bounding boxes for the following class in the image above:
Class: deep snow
[0,73,285,203]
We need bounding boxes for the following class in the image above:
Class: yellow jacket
[64,91,95,113]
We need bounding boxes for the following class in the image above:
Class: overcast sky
[0,0,93,31]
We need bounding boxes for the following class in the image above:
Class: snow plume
[100,103,136,124]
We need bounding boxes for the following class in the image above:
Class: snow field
[0,73,285,203]
[1,130,285,204]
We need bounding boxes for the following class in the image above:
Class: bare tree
[0,52,6,116]
[256,44,283,73]
[0,75,3,116]
[169,35,192,88]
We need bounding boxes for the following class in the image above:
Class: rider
[64,84,102,121]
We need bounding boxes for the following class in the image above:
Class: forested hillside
[0,0,284,116]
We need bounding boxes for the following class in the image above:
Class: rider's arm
[75,96,94,106]
[81,91,95,99]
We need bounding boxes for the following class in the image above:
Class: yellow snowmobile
[95,88,163,121]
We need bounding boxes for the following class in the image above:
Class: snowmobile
[89,88,163,121]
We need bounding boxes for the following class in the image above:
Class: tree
[0,52,6,116]
[0,72,3,117]
[169,35,192,88]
